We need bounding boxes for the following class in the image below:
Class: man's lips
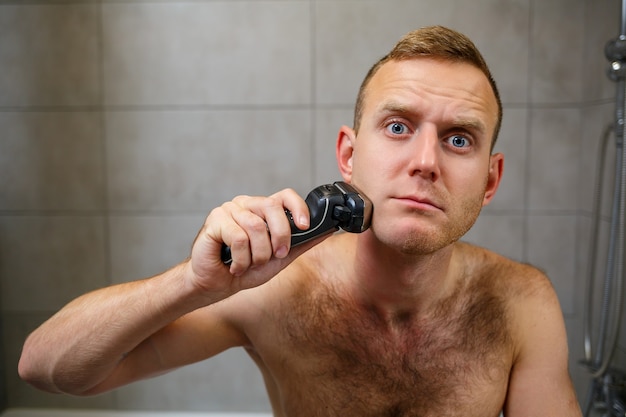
[393,196,443,211]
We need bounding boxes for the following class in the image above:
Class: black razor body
[221,181,372,265]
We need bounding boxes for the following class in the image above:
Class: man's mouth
[393,195,443,212]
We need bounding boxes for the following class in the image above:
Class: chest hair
[272,275,513,417]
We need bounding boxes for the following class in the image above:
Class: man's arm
[504,271,582,416]
[18,189,315,395]
[18,263,235,395]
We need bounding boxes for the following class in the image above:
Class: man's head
[353,26,502,152]
[336,26,504,256]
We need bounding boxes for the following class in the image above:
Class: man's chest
[248,284,514,417]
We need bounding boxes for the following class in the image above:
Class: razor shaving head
[332,182,373,233]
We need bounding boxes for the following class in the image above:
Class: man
[19,26,582,416]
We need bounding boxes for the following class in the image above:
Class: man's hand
[185,188,320,299]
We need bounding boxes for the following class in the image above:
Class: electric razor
[221,181,373,265]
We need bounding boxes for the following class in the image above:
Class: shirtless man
[18,26,582,416]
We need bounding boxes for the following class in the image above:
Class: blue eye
[448,135,470,148]
[387,122,407,135]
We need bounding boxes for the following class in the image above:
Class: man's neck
[349,233,461,322]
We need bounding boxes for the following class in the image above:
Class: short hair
[353,26,502,151]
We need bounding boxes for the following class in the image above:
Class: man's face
[339,58,503,255]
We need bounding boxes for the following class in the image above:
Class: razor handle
[221,181,372,265]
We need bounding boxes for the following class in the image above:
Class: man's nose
[408,125,441,181]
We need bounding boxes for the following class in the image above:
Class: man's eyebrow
[378,101,413,115]
[452,117,486,134]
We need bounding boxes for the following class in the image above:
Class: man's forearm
[18,261,207,394]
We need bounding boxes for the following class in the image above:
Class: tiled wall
[0,0,618,411]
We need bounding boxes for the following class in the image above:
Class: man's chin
[398,233,455,256]
[371,226,451,256]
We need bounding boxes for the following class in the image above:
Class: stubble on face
[395,175,488,256]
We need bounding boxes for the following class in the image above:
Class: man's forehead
[364,59,498,130]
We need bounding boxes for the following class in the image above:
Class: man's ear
[482,152,504,206]
[336,125,356,182]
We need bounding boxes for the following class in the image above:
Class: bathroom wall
[578,0,625,399]
[0,0,617,411]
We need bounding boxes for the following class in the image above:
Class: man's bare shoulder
[456,244,580,416]
[456,240,564,333]
[455,240,566,357]
[455,240,558,309]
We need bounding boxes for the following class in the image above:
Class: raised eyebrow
[378,101,414,116]
[451,117,486,135]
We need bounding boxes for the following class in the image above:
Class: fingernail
[275,245,288,258]
[299,215,309,228]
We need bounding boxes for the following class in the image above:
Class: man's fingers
[202,189,311,277]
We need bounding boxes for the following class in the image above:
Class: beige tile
[109,214,204,284]
[487,108,528,212]
[313,108,353,186]
[0,216,107,312]
[528,108,582,211]
[115,348,271,411]
[105,109,313,211]
[582,0,620,101]
[527,215,578,316]
[0,112,105,211]
[315,0,530,106]
[0,4,100,107]
[315,0,428,106]
[462,213,525,262]
[579,102,616,216]
[444,0,530,106]
[102,2,311,106]
[531,0,585,103]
